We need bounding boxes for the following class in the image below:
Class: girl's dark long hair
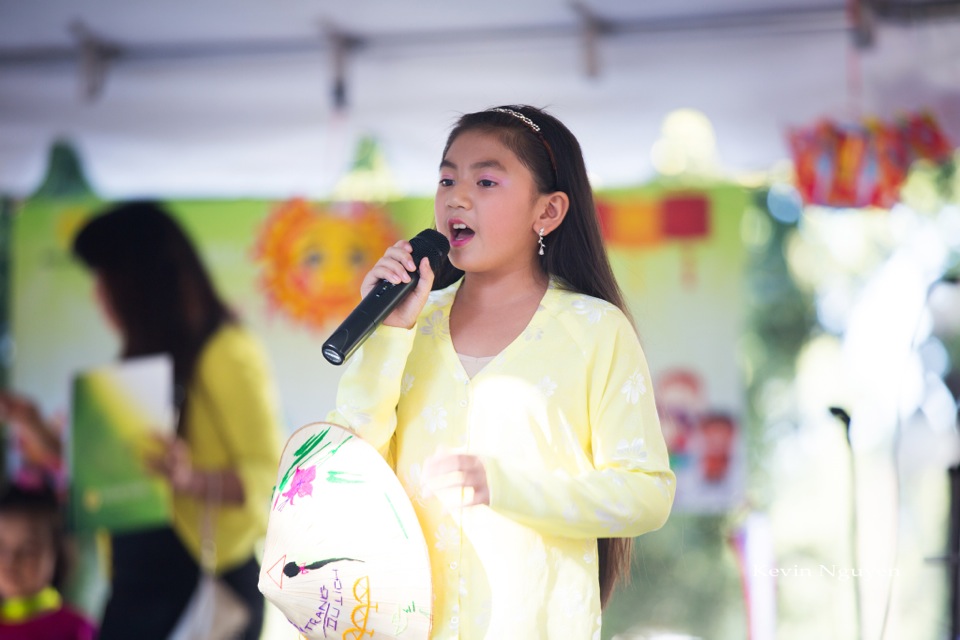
[72,201,234,409]
[434,105,633,607]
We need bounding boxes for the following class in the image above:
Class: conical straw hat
[259,422,432,639]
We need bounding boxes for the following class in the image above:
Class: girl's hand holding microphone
[363,239,436,329]
[322,229,448,365]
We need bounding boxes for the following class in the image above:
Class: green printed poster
[69,354,175,532]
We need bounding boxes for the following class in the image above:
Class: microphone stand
[830,406,862,640]
[948,464,960,640]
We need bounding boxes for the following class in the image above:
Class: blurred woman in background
[2,201,284,639]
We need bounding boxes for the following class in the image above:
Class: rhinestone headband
[488,108,559,188]
[490,108,541,132]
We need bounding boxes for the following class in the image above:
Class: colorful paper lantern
[787,110,953,208]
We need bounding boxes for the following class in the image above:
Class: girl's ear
[535,191,569,236]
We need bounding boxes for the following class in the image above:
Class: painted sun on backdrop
[253,198,400,330]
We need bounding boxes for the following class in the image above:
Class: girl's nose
[445,184,470,209]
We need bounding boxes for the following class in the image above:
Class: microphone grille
[409,229,451,271]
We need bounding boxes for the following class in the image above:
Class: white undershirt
[457,353,496,378]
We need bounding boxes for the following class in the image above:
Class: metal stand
[948,465,960,640]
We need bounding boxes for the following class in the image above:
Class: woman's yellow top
[172,324,284,573]
[330,280,675,639]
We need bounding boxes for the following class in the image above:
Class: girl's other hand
[423,453,489,507]
[361,240,435,329]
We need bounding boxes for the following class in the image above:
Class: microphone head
[828,406,851,427]
[409,228,450,272]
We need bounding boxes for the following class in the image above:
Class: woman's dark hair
[72,201,234,398]
[0,482,69,591]
[434,105,633,607]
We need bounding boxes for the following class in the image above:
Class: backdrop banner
[9,183,745,514]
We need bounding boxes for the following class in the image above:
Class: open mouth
[450,221,475,245]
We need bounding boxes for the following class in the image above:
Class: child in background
[330,105,675,639]
[0,483,97,640]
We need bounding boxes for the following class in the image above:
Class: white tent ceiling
[1,0,959,200]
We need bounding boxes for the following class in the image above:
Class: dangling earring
[538,227,546,256]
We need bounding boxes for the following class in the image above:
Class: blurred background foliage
[604,152,960,639]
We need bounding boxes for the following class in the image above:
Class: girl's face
[435,130,547,276]
[0,512,56,599]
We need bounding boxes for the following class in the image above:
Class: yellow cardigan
[171,324,284,573]
[330,280,675,640]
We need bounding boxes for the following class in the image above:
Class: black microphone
[321,228,450,365]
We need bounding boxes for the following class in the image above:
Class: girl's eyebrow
[439,159,507,171]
